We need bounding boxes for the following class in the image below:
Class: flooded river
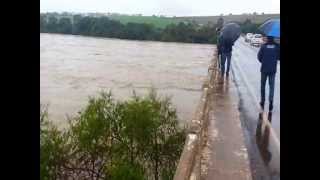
[40,33,214,126]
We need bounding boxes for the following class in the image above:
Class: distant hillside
[108,13,280,27]
[41,12,280,29]
[107,14,180,29]
[174,14,280,25]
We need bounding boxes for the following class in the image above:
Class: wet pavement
[199,74,280,180]
[230,37,280,179]
[198,41,280,179]
[200,74,253,180]
[232,37,280,139]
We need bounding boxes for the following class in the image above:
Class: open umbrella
[259,19,280,38]
[220,23,241,43]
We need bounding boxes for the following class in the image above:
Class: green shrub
[40,90,186,179]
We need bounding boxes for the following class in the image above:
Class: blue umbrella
[259,19,280,38]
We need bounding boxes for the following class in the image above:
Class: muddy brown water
[40,33,214,127]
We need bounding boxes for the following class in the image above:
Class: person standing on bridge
[216,28,222,68]
[217,35,234,78]
[258,36,280,112]
[217,23,241,81]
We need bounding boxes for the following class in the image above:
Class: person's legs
[220,53,226,76]
[218,54,221,69]
[226,52,232,76]
[268,73,276,111]
[260,73,267,109]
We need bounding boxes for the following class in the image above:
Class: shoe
[269,101,273,111]
[267,112,272,122]
[260,101,265,110]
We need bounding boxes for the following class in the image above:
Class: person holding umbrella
[218,23,241,79]
[257,19,280,112]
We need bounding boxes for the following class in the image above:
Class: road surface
[232,37,280,139]
[200,76,253,180]
[231,37,280,179]
[198,48,279,180]
[176,39,280,180]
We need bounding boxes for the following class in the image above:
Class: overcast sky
[40,0,280,16]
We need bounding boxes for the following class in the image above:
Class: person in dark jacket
[216,28,222,69]
[218,35,234,78]
[216,28,222,55]
[257,36,280,111]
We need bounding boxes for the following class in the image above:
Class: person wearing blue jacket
[258,36,280,112]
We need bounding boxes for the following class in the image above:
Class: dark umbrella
[259,18,280,38]
[220,23,241,43]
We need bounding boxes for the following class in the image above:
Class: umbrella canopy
[220,23,241,43]
[259,19,280,38]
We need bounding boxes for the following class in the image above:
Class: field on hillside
[174,14,280,24]
[108,15,180,28]
[108,14,280,28]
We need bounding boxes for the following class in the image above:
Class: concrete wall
[174,50,217,180]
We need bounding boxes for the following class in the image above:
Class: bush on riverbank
[40,13,263,44]
[41,13,263,44]
[40,14,218,44]
[40,90,186,180]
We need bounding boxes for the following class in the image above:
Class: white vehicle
[245,33,253,42]
[250,34,263,47]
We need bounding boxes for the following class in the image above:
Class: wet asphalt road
[229,37,280,179]
[231,36,280,139]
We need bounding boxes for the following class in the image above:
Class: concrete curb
[174,49,218,180]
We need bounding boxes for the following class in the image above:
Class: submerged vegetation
[40,90,186,180]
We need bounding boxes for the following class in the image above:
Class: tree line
[240,19,262,34]
[41,90,186,180]
[40,14,261,44]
